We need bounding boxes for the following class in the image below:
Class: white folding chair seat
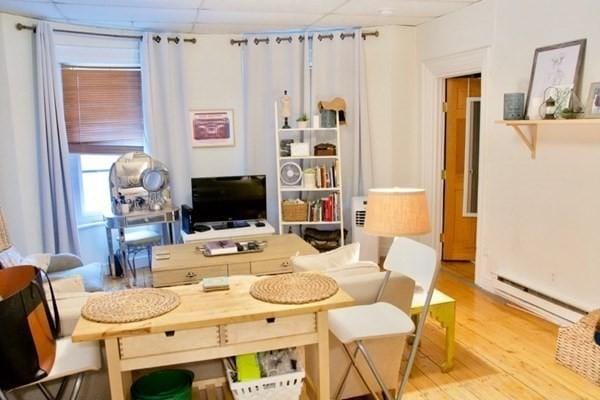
[329,302,414,343]
[0,337,101,400]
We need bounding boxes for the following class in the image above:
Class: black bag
[0,266,60,391]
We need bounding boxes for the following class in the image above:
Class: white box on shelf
[290,142,310,157]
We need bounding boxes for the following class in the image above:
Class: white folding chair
[0,338,101,400]
[328,237,439,400]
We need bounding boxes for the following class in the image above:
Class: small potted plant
[296,114,309,129]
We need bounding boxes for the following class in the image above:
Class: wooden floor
[400,262,600,400]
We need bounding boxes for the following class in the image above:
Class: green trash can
[131,369,194,400]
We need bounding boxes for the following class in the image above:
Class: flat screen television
[191,175,267,223]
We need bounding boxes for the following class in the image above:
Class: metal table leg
[106,226,116,277]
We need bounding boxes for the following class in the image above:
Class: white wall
[417,0,600,311]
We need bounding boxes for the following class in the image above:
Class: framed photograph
[524,39,586,119]
[190,109,235,147]
[584,82,600,118]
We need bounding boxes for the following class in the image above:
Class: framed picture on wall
[524,39,586,119]
[190,109,235,147]
[584,82,600,118]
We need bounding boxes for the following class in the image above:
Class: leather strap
[31,269,60,339]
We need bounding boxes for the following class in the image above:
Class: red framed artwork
[190,109,235,147]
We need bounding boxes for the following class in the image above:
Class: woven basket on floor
[555,310,600,385]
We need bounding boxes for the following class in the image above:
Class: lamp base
[282,117,291,129]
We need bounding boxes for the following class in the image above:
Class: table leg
[105,338,132,400]
[118,227,133,287]
[306,311,330,399]
[106,226,115,277]
[429,302,456,372]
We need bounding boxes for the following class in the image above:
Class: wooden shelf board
[279,127,338,132]
[279,156,339,160]
[280,187,341,192]
[497,118,600,159]
[281,221,341,225]
[496,119,600,126]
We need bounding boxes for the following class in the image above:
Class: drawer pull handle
[281,261,290,267]
[165,331,175,337]
[266,317,276,324]
[185,272,197,278]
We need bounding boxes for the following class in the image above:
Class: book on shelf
[312,161,340,189]
[304,192,340,222]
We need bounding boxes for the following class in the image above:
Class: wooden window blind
[62,67,144,154]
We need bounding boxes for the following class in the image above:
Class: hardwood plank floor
[401,265,600,400]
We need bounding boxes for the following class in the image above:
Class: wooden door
[442,77,480,261]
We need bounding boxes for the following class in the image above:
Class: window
[62,67,144,154]
[63,67,144,224]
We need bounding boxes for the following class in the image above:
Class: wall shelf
[496,119,600,159]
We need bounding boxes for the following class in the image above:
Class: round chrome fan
[280,162,303,186]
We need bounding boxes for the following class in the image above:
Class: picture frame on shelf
[584,82,600,119]
[190,109,235,147]
[524,39,586,120]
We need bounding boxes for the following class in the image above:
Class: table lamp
[364,187,433,399]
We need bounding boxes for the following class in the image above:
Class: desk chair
[328,237,439,400]
[124,229,162,281]
[0,337,101,400]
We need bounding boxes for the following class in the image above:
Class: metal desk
[105,207,180,285]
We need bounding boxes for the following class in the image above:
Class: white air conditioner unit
[352,196,379,264]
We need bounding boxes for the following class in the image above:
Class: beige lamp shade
[365,188,431,237]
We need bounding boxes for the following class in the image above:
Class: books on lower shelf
[306,193,340,222]
[312,160,340,189]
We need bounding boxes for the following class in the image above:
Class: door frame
[420,47,490,286]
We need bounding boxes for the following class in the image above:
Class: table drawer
[119,327,220,359]
[250,258,292,275]
[153,264,227,287]
[223,314,316,345]
[228,262,251,275]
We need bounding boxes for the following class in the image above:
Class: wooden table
[72,276,353,400]
[152,234,318,287]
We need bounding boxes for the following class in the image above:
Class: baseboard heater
[494,275,586,325]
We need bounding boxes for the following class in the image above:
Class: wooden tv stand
[151,234,317,287]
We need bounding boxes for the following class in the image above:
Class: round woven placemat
[250,272,339,304]
[81,288,180,323]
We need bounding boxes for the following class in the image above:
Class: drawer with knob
[152,264,227,287]
[250,258,293,275]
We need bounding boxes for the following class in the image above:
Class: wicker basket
[0,207,10,252]
[282,202,308,222]
[555,310,600,385]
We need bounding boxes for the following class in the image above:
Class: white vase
[297,120,308,129]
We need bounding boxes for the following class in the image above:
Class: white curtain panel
[141,33,193,206]
[311,30,374,231]
[243,35,306,228]
[35,22,81,254]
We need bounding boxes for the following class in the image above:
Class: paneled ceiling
[0,0,480,34]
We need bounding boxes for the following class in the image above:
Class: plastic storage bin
[224,360,304,400]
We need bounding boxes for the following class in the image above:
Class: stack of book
[314,160,340,188]
[306,193,340,222]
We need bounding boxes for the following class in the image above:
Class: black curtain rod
[230,30,379,46]
[16,23,196,43]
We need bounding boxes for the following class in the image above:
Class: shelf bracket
[511,125,537,159]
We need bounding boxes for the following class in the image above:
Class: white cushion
[328,302,415,344]
[0,247,50,271]
[291,242,360,272]
[17,338,102,388]
[325,261,380,278]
